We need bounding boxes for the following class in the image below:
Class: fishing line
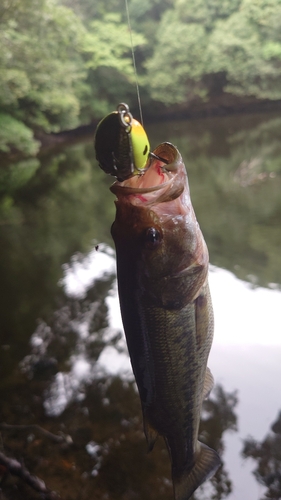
[125,0,144,126]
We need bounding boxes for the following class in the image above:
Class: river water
[0,112,280,500]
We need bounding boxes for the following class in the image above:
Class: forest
[1,0,281,156]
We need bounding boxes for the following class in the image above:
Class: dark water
[0,113,281,499]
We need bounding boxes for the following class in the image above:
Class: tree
[145,10,209,104]
[207,0,281,99]
[146,0,281,105]
[80,13,146,119]
[0,0,87,130]
[0,0,146,156]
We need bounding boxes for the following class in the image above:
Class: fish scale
[143,305,205,436]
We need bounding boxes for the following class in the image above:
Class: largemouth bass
[110,142,221,499]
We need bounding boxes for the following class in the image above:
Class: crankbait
[94,103,151,182]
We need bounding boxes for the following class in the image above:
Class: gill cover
[94,103,150,181]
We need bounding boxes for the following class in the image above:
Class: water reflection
[243,411,281,499]
[21,245,130,417]
[1,113,281,295]
[146,113,281,288]
[1,240,281,499]
[0,112,281,499]
[13,245,238,499]
[209,266,281,346]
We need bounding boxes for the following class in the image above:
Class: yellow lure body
[130,118,150,174]
[94,103,150,181]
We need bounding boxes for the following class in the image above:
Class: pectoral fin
[203,367,214,399]
[173,442,221,500]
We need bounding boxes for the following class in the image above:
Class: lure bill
[94,103,150,181]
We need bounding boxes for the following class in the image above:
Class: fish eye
[143,144,148,156]
[145,227,162,246]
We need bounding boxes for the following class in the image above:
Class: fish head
[111,143,209,308]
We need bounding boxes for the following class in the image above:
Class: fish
[110,141,221,499]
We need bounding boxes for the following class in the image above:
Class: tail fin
[173,442,221,500]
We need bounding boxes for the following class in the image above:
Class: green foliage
[207,1,281,99]
[80,13,146,117]
[146,0,281,104]
[0,113,39,155]
[0,0,146,156]
[175,0,242,28]
[2,0,281,158]
[146,10,209,104]
[83,14,145,74]
[0,0,87,132]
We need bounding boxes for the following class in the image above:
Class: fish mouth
[110,142,185,204]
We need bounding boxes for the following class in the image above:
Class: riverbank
[2,94,281,165]
[35,93,281,155]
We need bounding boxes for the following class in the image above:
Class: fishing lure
[94,103,151,182]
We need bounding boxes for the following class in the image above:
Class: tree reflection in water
[0,246,238,500]
[243,412,281,499]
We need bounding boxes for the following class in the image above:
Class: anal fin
[143,410,158,452]
[173,442,221,500]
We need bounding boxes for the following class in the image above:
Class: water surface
[0,112,280,499]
